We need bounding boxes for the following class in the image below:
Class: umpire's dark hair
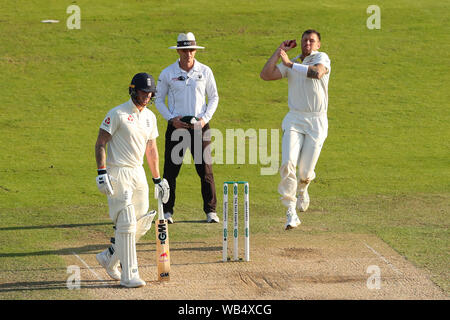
[302,29,321,41]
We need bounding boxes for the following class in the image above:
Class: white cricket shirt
[155,59,219,124]
[100,99,159,168]
[277,51,331,113]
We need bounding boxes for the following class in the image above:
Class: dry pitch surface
[63,232,447,300]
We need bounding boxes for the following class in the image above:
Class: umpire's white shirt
[155,59,219,124]
[277,51,331,114]
[100,99,159,168]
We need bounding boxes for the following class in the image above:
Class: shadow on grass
[0,220,215,230]
[138,245,222,253]
[0,222,112,231]
[0,279,119,293]
[174,220,209,224]
[0,242,222,258]
[0,244,109,258]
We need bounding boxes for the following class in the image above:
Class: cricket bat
[155,190,170,281]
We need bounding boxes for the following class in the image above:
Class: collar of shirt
[302,51,319,62]
[177,59,201,75]
[128,99,146,114]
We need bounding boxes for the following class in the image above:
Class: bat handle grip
[157,191,164,220]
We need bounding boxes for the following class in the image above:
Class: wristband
[152,177,162,184]
[292,63,309,75]
[97,169,107,175]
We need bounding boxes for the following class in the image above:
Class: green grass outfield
[0,0,448,299]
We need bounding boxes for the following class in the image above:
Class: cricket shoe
[120,277,146,288]
[164,212,174,224]
[206,212,220,223]
[96,248,121,281]
[297,189,310,212]
[285,207,301,230]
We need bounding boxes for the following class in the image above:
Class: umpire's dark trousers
[162,122,217,216]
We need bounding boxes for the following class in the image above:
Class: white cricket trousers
[278,111,328,208]
[106,166,149,224]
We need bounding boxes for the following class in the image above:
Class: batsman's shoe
[297,189,310,212]
[96,249,121,281]
[285,207,301,230]
[164,212,174,224]
[120,277,146,288]
[206,212,220,223]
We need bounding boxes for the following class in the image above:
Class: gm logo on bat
[158,223,167,243]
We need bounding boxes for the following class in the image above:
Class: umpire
[155,32,220,224]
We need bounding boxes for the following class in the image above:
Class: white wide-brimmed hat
[169,32,205,50]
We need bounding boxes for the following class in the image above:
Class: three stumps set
[222,181,250,262]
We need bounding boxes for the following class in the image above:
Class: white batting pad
[115,205,139,283]
[135,210,157,242]
[106,242,120,277]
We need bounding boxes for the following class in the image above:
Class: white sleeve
[292,63,309,76]
[314,52,331,71]
[155,70,173,121]
[198,67,219,124]
[276,62,289,78]
[100,109,119,136]
[148,113,159,141]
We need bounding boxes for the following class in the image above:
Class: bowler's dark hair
[302,29,321,41]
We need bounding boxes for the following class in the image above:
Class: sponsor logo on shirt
[103,117,110,127]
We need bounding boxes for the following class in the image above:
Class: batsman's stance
[260,29,331,230]
[94,73,169,288]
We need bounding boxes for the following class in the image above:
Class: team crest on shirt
[127,115,134,122]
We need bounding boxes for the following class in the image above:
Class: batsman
[94,73,170,288]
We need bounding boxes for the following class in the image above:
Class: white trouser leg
[132,166,150,221]
[279,112,327,210]
[297,134,323,191]
[278,129,304,208]
[296,133,323,212]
